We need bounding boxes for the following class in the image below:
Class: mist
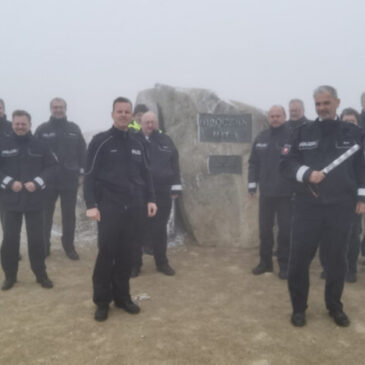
[1,0,364,132]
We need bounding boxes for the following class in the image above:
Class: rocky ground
[1,236,365,365]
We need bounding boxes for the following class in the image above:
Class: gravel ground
[1,238,365,365]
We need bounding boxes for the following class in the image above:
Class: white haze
[0,0,364,132]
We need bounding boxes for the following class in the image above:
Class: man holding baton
[280,85,365,327]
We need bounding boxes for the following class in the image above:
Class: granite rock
[136,84,267,248]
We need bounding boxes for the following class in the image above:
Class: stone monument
[136,84,267,248]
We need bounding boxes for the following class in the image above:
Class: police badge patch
[281,144,291,155]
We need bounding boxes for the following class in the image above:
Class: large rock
[136,84,267,248]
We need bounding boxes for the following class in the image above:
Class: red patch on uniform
[281,145,291,155]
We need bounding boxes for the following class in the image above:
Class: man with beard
[280,85,365,327]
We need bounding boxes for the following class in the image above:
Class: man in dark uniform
[0,101,18,259]
[0,100,13,217]
[84,97,157,322]
[35,98,86,260]
[132,111,182,277]
[340,108,363,283]
[280,85,365,327]
[248,105,293,279]
[0,110,57,290]
[359,92,365,129]
[287,99,310,129]
[319,108,364,282]
[0,99,12,137]
[358,93,365,260]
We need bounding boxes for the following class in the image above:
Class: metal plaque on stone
[208,155,242,175]
[198,113,252,143]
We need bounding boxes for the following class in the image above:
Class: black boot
[65,249,80,261]
[329,310,350,327]
[291,312,306,327]
[94,305,109,321]
[115,297,140,314]
[157,264,175,276]
[252,262,273,275]
[36,274,53,289]
[1,277,16,291]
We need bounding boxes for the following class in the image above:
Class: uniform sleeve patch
[1,149,19,157]
[255,143,268,149]
[298,140,319,150]
[131,149,142,156]
[42,132,56,138]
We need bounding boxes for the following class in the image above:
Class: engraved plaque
[208,155,242,175]
[198,113,252,143]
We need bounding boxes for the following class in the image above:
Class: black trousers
[258,195,291,271]
[319,213,362,274]
[43,188,78,253]
[1,210,46,280]
[133,195,172,269]
[93,202,143,306]
[288,198,354,313]
[345,214,362,274]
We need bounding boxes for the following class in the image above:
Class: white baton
[321,144,360,175]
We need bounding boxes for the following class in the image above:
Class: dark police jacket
[287,116,311,130]
[137,130,182,197]
[83,127,155,209]
[280,118,365,204]
[248,123,293,197]
[0,132,58,211]
[35,117,86,190]
[360,110,365,130]
[0,115,12,137]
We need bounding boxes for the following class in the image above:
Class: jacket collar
[50,117,67,124]
[111,126,129,139]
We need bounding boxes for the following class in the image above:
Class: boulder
[136,84,267,248]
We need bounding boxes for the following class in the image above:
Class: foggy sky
[1,0,364,132]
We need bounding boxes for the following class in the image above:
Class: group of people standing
[3,87,365,327]
[0,97,182,323]
[0,98,86,290]
[249,86,365,327]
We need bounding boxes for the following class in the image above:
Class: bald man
[132,112,182,277]
[248,106,293,279]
